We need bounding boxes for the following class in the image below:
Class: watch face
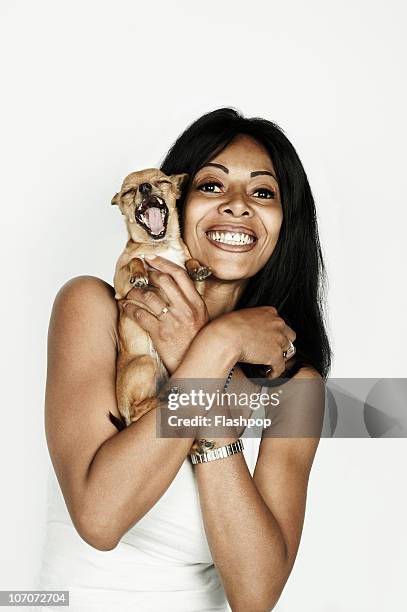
[196,438,216,453]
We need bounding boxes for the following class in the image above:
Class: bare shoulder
[52,275,119,343]
[55,275,116,311]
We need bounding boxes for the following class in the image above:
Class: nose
[219,192,254,218]
[139,182,152,194]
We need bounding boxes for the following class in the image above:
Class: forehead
[207,134,275,173]
[122,168,167,187]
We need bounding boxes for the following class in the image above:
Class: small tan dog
[109,168,211,431]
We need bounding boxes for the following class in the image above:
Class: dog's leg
[116,354,160,425]
[127,257,149,287]
[185,258,212,282]
[114,257,149,299]
[109,396,158,430]
[130,396,159,422]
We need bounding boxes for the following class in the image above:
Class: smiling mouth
[205,230,257,247]
[135,195,169,239]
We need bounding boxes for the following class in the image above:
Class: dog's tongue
[145,207,164,235]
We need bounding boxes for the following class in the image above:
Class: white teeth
[206,231,255,245]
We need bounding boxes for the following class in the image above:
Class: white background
[1,0,406,610]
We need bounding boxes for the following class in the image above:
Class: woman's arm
[195,432,321,611]
[45,275,237,551]
[184,315,324,611]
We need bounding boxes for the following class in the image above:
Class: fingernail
[145,255,156,260]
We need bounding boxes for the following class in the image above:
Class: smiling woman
[37,107,332,612]
[161,107,331,379]
[183,136,283,275]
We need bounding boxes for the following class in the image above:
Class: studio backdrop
[1,1,406,611]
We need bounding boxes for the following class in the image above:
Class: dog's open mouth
[135,195,168,239]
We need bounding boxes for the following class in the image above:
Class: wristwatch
[190,439,244,464]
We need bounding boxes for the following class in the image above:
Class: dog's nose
[139,183,152,194]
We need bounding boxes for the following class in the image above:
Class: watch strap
[190,438,244,464]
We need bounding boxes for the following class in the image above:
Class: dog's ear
[111,192,120,206]
[171,173,189,199]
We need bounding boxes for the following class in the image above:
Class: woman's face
[183,134,283,281]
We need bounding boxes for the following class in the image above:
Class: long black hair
[160,107,332,381]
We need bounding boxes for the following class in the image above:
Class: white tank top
[33,408,265,612]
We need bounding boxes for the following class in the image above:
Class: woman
[36,107,331,612]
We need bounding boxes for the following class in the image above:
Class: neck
[198,276,249,321]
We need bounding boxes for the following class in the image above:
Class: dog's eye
[122,188,135,197]
[156,180,171,186]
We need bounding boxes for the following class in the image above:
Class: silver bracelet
[190,438,244,465]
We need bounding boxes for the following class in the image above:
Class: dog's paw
[189,266,212,282]
[129,275,149,287]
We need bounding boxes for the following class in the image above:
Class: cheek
[265,208,283,241]
[182,197,204,240]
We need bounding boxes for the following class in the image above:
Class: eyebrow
[250,170,277,181]
[198,163,277,182]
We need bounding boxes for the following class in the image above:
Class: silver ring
[282,340,296,359]
[158,306,169,319]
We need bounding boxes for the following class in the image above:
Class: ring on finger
[282,340,296,359]
[157,305,170,319]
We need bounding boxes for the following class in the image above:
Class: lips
[135,195,169,239]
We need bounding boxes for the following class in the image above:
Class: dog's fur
[109,168,211,431]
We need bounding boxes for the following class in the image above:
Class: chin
[205,264,253,282]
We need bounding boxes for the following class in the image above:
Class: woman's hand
[122,255,209,375]
[211,306,297,378]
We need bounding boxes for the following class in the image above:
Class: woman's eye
[197,182,222,193]
[253,187,276,199]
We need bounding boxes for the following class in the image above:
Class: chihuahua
[109,168,211,432]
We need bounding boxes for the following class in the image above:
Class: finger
[283,324,296,343]
[127,284,169,310]
[126,268,202,320]
[265,341,286,379]
[123,303,160,334]
[281,327,296,359]
[147,269,198,314]
[127,288,169,318]
[282,339,296,354]
[269,360,286,379]
[144,255,202,306]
